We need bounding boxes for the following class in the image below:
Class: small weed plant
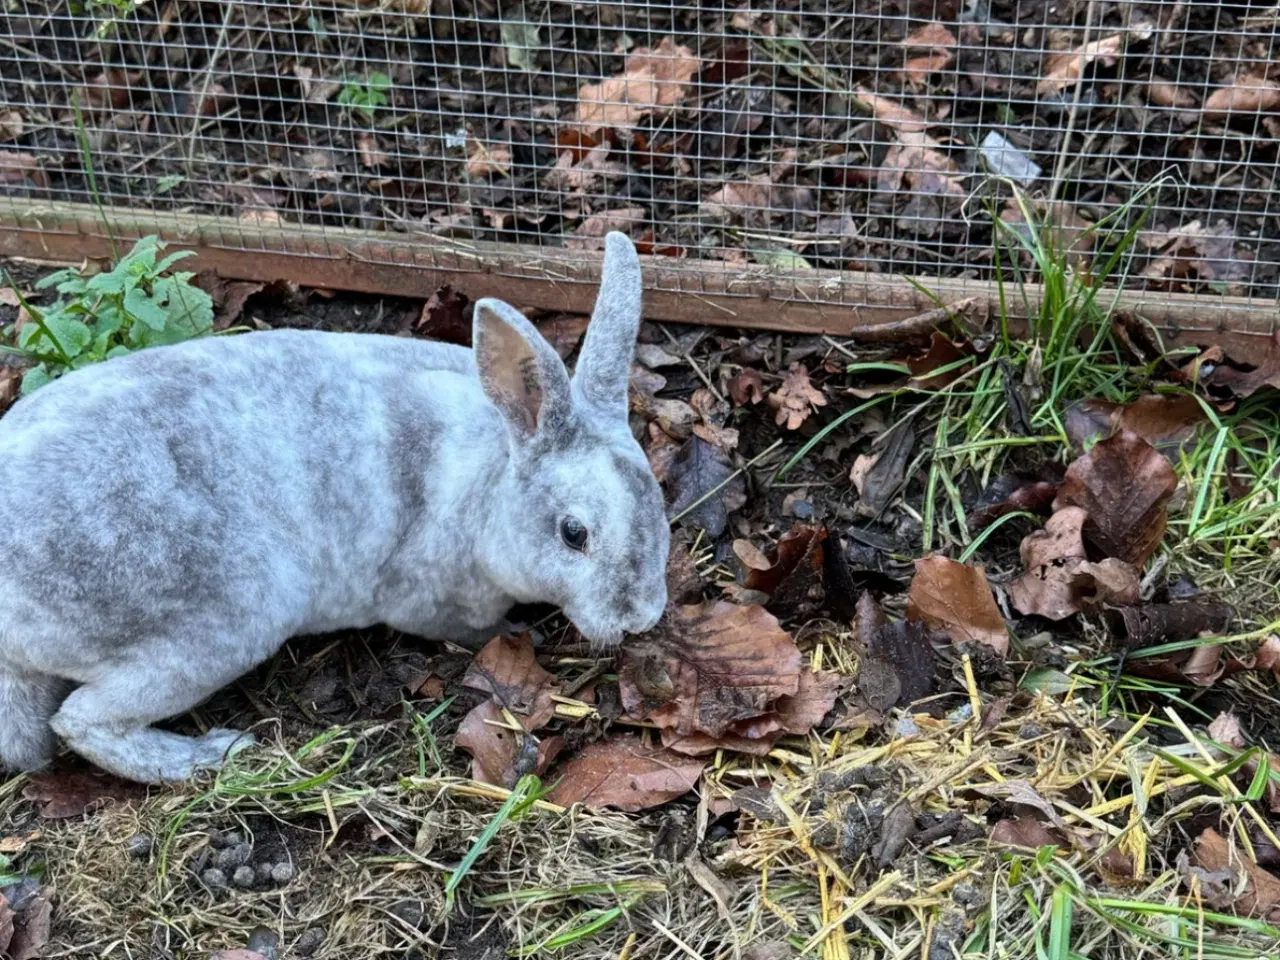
[3,236,213,394]
[337,72,391,119]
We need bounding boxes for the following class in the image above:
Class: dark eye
[560,517,588,552]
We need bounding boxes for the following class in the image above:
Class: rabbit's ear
[572,232,642,420]
[474,297,572,443]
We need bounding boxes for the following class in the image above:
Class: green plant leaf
[34,268,76,291]
[123,286,171,331]
[86,269,128,295]
[752,249,814,270]
[21,364,55,394]
[105,344,132,359]
[155,249,196,274]
[44,312,92,356]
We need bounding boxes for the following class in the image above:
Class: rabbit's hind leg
[0,662,68,773]
[48,643,262,784]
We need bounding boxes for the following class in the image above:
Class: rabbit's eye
[560,517,589,552]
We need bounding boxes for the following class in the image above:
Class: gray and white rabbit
[0,232,669,784]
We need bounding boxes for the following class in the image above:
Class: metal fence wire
[2,1,1280,317]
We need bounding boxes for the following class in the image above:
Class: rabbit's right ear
[572,232,642,421]
[473,297,572,443]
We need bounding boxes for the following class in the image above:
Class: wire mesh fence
[2,0,1279,318]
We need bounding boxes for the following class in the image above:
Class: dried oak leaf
[1064,394,1206,458]
[416,284,471,345]
[1053,431,1177,566]
[1,887,51,960]
[1037,34,1125,94]
[665,435,746,537]
[1204,331,1280,397]
[1204,75,1280,117]
[742,523,827,607]
[535,314,590,360]
[967,469,1062,530]
[455,699,561,788]
[907,556,1009,655]
[575,37,700,134]
[775,668,844,734]
[567,206,648,250]
[462,633,560,729]
[22,771,141,819]
[618,601,802,738]
[1191,827,1280,921]
[1208,711,1246,749]
[1141,219,1253,296]
[0,151,48,188]
[545,734,706,811]
[727,368,765,406]
[852,418,916,519]
[465,140,513,178]
[990,817,1066,851]
[878,143,964,197]
[1007,507,1139,620]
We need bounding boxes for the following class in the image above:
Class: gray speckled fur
[0,232,668,783]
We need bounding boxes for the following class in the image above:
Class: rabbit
[0,232,669,784]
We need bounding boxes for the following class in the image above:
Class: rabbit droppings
[0,232,669,784]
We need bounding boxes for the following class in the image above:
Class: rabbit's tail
[0,661,64,772]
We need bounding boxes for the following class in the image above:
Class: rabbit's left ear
[572,232,642,420]
[474,297,572,443]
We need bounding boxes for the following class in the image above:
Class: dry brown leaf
[990,817,1065,851]
[0,151,48,188]
[535,314,590,360]
[1065,394,1206,458]
[775,668,844,734]
[1007,507,1140,620]
[907,556,1009,655]
[878,143,963,196]
[854,86,929,134]
[1141,219,1253,296]
[545,735,706,811]
[768,363,827,430]
[1007,507,1089,620]
[969,780,1067,828]
[1208,711,1246,748]
[462,633,560,730]
[466,140,513,178]
[355,132,389,169]
[4,889,51,960]
[742,523,826,610]
[902,52,952,84]
[1147,80,1198,109]
[0,110,22,140]
[728,369,765,406]
[661,728,776,757]
[903,22,957,49]
[575,37,700,133]
[1054,431,1178,566]
[1037,34,1125,94]
[618,602,802,737]
[1204,75,1280,117]
[567,206,647,249]
[22,771,140,819]
[1192,827,1280,921]
[455,699,560,787]
[733,539,773,571]
[416,283,470,346]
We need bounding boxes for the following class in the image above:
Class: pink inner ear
[482,316,543,435]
